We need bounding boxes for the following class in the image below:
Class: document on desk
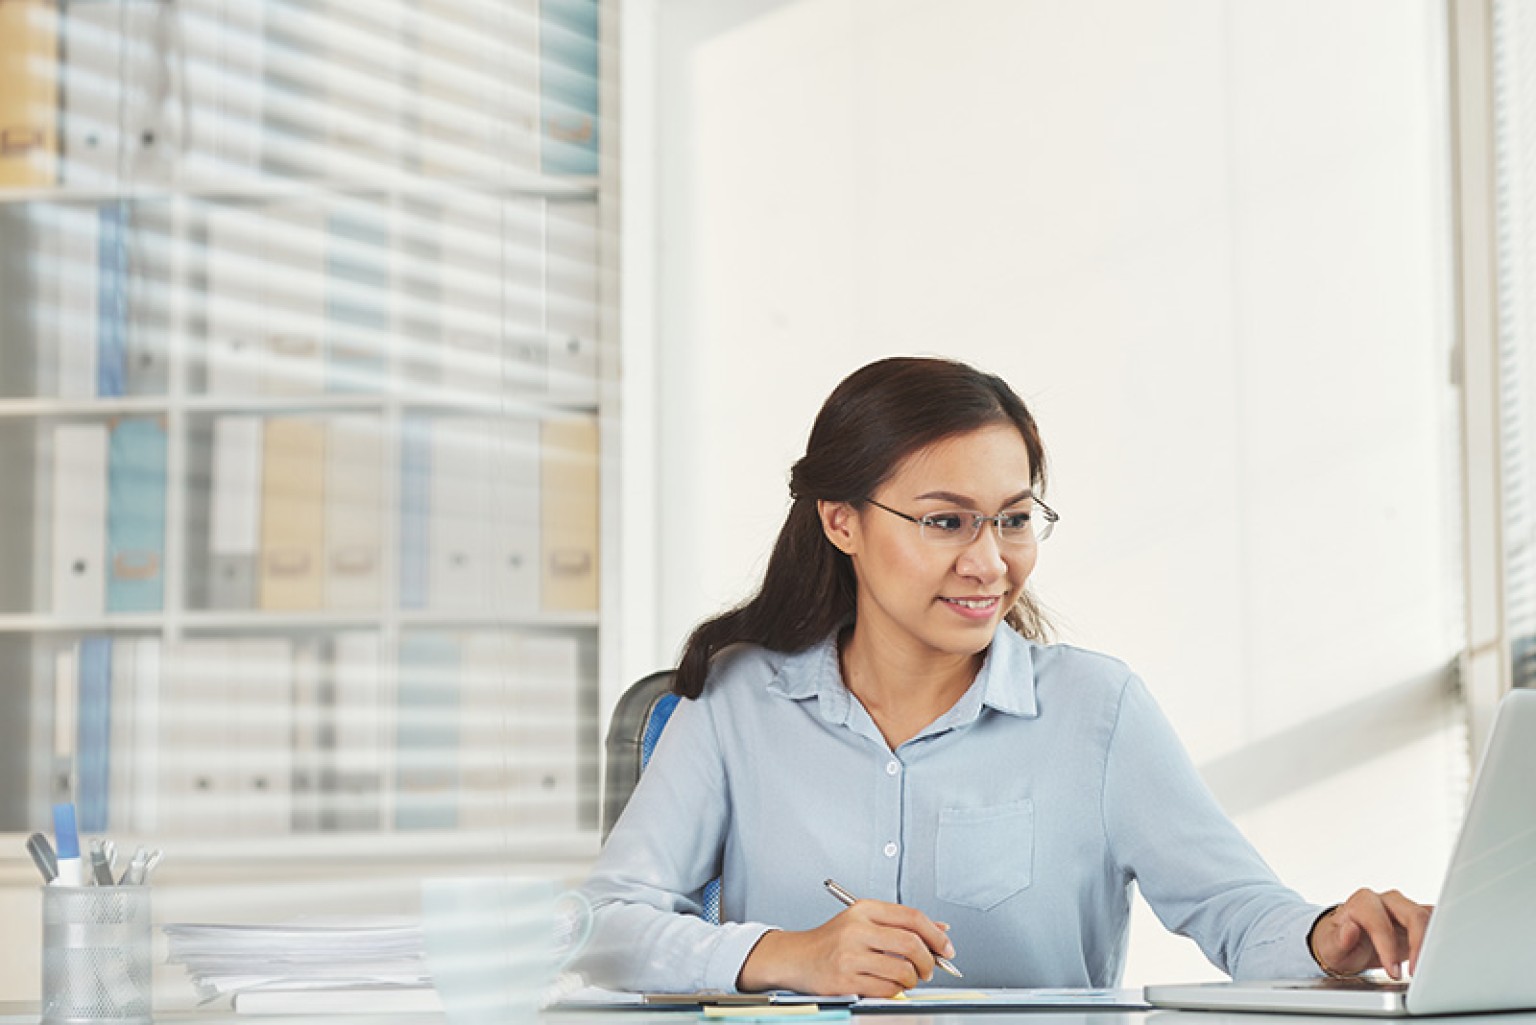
[854,988,1150,1011]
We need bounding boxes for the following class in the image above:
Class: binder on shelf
[511,632,581,830]
[321,2,408,177]
[457,631,515,830]
[97,204,127,397]
[120,0,180,186]
[436,197,505,399]
[540,417,599,612]
[428,417,494,610]
[261,201,327,394]
[105,417,167,613]
[208,415,263,609]
[0,0,60,188]
[52,645,78,804]
[75,636,112,834]
[125,202,173,396]
[233,637,294,835]
[159,639,233,834]
[107,636,137,830]
[329,631,383,832]
[129,637,161,832]
[325,209,390,393]
[52,203,101,399]
[398,415,431,610]
[324,414,384,610]
[490,419,541,615]
[60,0,125,187]
[289,639,324,833]
[259,417,326,611]
[204,202,265,395]
[51,423,108,617]
[539,0,599,176]
[180,0,265,181]
[394,632,459,830]
[544,200,600,405]
[499,198,548,393]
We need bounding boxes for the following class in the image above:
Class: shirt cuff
[1230,903,1331,980]
[705,923,779,992]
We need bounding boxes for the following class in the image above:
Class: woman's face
[821,424,1040,664]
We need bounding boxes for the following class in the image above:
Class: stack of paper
[164,919,431,1005]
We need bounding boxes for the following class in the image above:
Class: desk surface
[6,1005,1536,1025]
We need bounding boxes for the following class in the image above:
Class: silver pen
[25,832,57,884]
[823,878,963,978]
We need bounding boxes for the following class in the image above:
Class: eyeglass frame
[862,495,1059,545]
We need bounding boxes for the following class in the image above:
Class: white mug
[420,877,592,1025]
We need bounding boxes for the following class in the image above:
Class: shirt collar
[765,626,1041,729]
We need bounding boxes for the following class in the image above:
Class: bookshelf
[0,0,615,863]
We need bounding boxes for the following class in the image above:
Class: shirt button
[885,760,900,776]
[883,841,899,858]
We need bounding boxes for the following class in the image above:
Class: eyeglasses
[864,496,1059,546]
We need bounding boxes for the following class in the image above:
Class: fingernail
[944,942,956,958]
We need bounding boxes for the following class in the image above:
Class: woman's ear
[818,500,859,555]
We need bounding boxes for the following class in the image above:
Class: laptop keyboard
[1281,978,1411,993]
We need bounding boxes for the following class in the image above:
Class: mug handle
[553,890,593,970]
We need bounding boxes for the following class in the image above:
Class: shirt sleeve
[1101,674,1326,980]
[571,691,775,992]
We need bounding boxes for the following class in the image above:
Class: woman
[576,356,1430,996]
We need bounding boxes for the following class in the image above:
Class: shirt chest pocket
[934,798,1034,911]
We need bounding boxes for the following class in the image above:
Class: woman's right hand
[736,899,955,997]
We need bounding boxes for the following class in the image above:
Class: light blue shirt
[576,626,1325,992]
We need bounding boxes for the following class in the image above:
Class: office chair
[602,669,721,924]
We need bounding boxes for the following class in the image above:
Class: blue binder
[398,416,431,610]
[394,633,460,830]
[106,418,168,612]
[76,637,113,833]
[97,204,127,397]
[540,0,599,175]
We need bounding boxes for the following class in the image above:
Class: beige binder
[539,417,598,612]
[0,0,59,188]
[259,417,326,610]
[323,414,384,609]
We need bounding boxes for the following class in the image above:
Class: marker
[51,804,82,886]
[88,838,114,885]
[25,832,57,884]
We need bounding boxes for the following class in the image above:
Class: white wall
[642,0,1465,985]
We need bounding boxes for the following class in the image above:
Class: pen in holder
[40,885,152,1025]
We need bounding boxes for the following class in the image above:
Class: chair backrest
[601,669,679,840]
[601,669,720,924]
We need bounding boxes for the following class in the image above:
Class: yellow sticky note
[703,1005,823,1018]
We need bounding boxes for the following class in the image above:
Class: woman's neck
[838,624,983,749]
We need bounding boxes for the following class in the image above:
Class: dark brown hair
[672,356,1050,698]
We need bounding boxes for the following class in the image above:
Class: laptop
[1145,687,1536,1017]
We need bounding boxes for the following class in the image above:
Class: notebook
[1145,687,1536,1017]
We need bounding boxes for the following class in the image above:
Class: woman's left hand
[1309,889,1434,979]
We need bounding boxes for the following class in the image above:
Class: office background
[1,0,1533,1003]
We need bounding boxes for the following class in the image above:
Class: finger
[869,924,937,981]
[847,947,920,993]
[1379,891,1433,974]
[1349,895,1407,979]
[869,903,957,961]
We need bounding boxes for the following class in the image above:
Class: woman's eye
[1000,512,1033,531]
[924,513,968,532]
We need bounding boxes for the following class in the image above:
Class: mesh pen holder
[41,887,152,1025]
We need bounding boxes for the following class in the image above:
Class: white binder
[490,419,541,614]
[544,200,600,404]
[324,414,384,609]
[428,417,495,609]
[437,197,504,398]
[51,424,109,616]
[512,633,581,831]
[160,640,234,834]
[208,415,263,609]
[130,638,161,833]
[108,638,137,831]
[204,203,266,395]
[233,637,294,835]
[261,201,327,394]
[457,631,516,830]
[330,631,384,831]
[180,0,265,182]
[60,1,126,187]
[52,204,100,398]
